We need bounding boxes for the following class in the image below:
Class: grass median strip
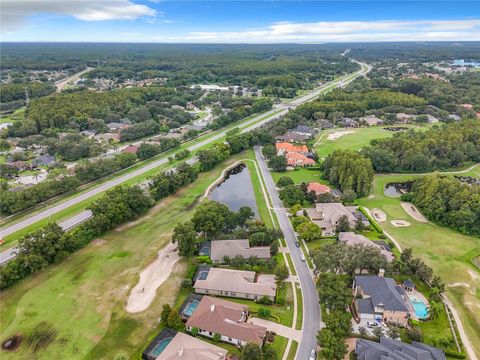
[285,252,297,276]
[287,340,299,360]
[295,284,303,330]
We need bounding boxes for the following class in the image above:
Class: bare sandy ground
[391,220,411,227]
[401,202,428,222]
[371,208,387,222]
[126,242,180,313]
[327,130,355,140]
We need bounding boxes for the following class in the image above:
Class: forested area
[362,120,480,173]
[321,150,374,197]
[0,82,56,112]
[0,129,275,287]
[403,174,480,237]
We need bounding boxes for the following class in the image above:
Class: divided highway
[0,61,370,245]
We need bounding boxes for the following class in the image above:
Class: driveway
[248,317,301,342]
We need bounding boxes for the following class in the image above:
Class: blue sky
[1,1,479,42]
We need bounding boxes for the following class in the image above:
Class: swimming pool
[410,296,429,319]
[151,337,173,357]
[183,299,200,317]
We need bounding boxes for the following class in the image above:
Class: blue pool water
[410,298,429,319]
[151,337,173,356]
[183,299,200,317]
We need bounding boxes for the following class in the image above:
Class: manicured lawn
[0,153,251,360]
[220,283,295,328]
[287,340,299,360]
[356,173,480,358]
[314,124,433,159]
[305,238,336,252]
[270,334,289,358]
[271,167,326,185]
[285,253,297,276]
[295,283,303,330]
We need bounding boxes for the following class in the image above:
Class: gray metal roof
[354,275,408,312]
[356,337,446,360]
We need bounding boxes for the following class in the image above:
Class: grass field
[0,153,252,360]
[356,173,480,358]
[271,167,327,185]
[314,124,433,159]
[0,108,25,124]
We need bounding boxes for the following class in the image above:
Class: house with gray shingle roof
[356,337,446,360]
[210,239,271,263]
[353,275,409,326]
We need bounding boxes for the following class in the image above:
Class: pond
[384,181,413,198]
[208,163,259,217]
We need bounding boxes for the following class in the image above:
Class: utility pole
[24,87,30,105]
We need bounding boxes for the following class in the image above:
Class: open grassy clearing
[0,108,25,124]
[295,284,303,330]
[0,153,251,360]
[314,124,433,159]
[271,167,327,185]
[356,174,480,358]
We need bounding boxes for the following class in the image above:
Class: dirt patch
[2,334,23,351]
[391,220,411,227]
[327,130,355,140]
[448,282,471,288]
[126,242,181,313]
[401,202,427,222]
[91,239,106,246]
[371,208,387,222]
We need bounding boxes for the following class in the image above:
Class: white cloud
[160,19,480,43]
[1,0,156,32]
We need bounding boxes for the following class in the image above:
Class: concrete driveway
[248,317,301,342]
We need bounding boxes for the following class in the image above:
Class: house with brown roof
[194,268,276,301]
[303,203,369,236]
[338,232,394,262]
[276,132,309,143]
[157,331,227,360]
[186,296,268,347]
[360,115,384,126]
[285,152,315,167]
[211,239,271,263]
[123,145,139,154]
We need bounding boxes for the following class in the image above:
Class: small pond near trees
[208,163,259,217]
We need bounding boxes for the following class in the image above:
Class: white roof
[211,239,271,262]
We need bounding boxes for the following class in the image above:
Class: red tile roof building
[307,182,331,195]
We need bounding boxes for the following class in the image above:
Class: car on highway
[301,254,306,262]
[310,349,316,360]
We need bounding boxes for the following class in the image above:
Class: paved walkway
[248,317,302,342]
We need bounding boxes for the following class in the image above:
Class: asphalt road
[0,61,369,241]
[254,146,320,359]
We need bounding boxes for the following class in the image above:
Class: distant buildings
[356,337,446,360]
[210,239,271,263]
[185,296,268,346]
[122,145,139,154]
[193,267,276,301]
[360,115,384,126]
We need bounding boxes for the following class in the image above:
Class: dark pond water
[208,163,259,217]
[384,181,413,198]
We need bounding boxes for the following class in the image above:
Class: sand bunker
[371,208,387,222]
[327,130,355,140]
[391,220,411,227]
[126,242,180,313]
[401,202,427,222]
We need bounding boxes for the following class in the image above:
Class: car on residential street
[310,349,317,360]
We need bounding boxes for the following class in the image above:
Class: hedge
[358,207,384,234]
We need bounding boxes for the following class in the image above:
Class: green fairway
[356,173,480,358]
[314,124,433,159]
[0,153,251,360]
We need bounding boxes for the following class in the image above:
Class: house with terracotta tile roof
[122,145,139,154]
[275,142,309,155]
[307,182,331,195]
[285,152,315,167]
[186,296,267,346]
